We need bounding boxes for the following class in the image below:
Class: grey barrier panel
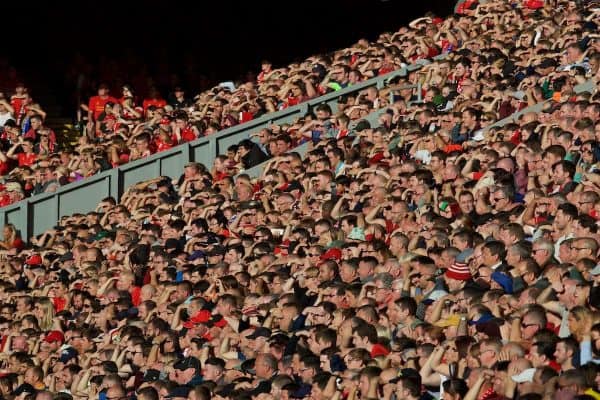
[30,196,58,240]
[0,56,445,240]
[4,204,28,240]
[159,148,189,179]
[191,141,212,170]
[58,174,114,217]
[122,158,162,192]
[242,142,312,179]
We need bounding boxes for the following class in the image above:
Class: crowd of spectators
[0,0,449,208]
[3,1,600,400]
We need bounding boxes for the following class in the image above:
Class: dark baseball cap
[173,356,201,374]
[246,327,271,340]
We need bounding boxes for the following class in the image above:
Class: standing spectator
[142,87,167,117]
[169,87,193,110]
[0,98,15,128]
[85,83,118,135]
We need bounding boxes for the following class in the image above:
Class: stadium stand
[1,2,600,400]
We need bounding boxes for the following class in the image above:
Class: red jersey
[130,286,142,306]
[88,95,118,121]
[524,0,544,9]
[23,128,57,148]
[0,194,12,207]
[53,297,67,313]
[142,98,167,114]
[180,126,197,142]
[155,138,175,152]
[239,111,253,123]
[10,97,26,124]
[457,0,478,14]
[17,152,36,167]
[0,160,9,176]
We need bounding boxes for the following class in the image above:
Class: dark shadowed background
[2,0,456,116]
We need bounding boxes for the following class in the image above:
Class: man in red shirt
[86,83,118,134]
[142,87,167,117]
[6,137,36,167]
[22,114,57,149]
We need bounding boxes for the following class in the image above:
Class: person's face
[279,307,295,331]
[358,374,370,396]
[340,264,356,283]
[136,139,147,150]
[255,356,271,379]
[554,209,571,231]
[458,194,474,214]
[340,220,352,235]
[554,342,570,365]
[224,249,239,264]
[203,364,222,382]
[520,315,540,340]
[72,294,83,309]
[478,344,497,368]
[567,46,580,63]
[481,247,497,267]
[429,156,443,172]
[543,152,560,171]
[21,141,33,152]
[553,164,567,184]
[15,298,29,313]
[490,190,508,210]
[33,303,45,319]
[357,261,372,279]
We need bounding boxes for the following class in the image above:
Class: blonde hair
[36,297,55,331]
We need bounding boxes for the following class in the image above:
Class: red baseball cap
[182,310,212,329]
[44,330,64,344]
[320,248,342,262]
[25,254,42,266]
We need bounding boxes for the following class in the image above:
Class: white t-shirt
[0,112,14,127]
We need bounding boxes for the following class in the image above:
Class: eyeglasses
[570,246,590,252]
[532,248,546,254]
[521,322,538,329]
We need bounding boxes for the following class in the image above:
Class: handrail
[1,60,434,240]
